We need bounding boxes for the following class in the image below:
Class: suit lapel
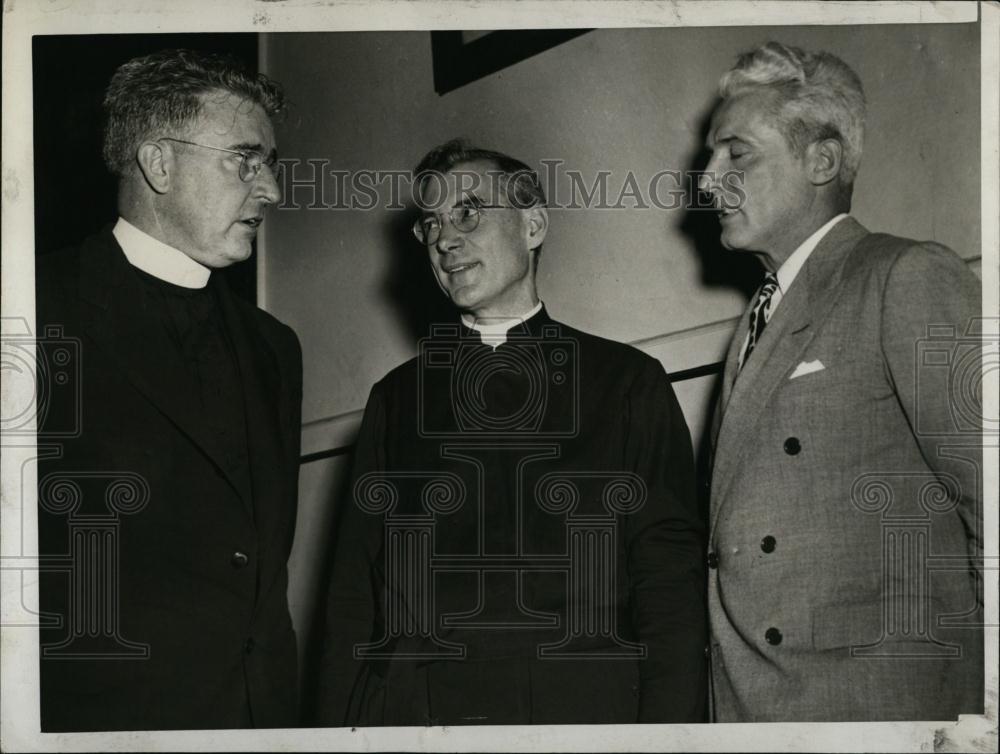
[719,304,753,416]
[78,230,252,505]
[709,217,870,537]
[707,305,751,470]
[214,279,287,525]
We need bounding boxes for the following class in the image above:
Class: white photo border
[2,1,996,751]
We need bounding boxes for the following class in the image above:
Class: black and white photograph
[1,1,997,751]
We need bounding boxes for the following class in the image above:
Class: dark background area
[431,30,592,94]
[32,34,260,302]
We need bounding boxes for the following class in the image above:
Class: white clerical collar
[461,301,543,349]
[112,217,211,289]
[775,213,848,293]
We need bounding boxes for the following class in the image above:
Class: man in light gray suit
[699,42,983,722]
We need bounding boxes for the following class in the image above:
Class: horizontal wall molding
[301,407,365,458]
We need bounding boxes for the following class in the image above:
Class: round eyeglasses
[159,137,280,183]
[412,203,509,246]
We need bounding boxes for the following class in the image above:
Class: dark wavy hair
[102,48,286,176]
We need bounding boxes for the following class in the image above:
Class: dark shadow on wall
[380,204,460,346]
[678,98,762,302]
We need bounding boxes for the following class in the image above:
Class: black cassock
[36,228,302,731]
[318,307,706,725]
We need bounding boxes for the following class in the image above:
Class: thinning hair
[102,48,286,177]
[413,138,547,210]
[719,42,866,193]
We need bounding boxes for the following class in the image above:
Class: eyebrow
[455,192,487,208]
[706,134,749,150]
[418,195,485,219]
[230,142,278,160]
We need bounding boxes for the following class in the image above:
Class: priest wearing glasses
[36,49,303,731]
[317,139,707,726]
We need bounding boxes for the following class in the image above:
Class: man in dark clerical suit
[317,140,706,726]
[700,42,983,721]
[36,49,303,731]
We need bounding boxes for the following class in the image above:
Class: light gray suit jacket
[708,217,983,722]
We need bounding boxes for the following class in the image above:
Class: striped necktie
[738,273,781,371]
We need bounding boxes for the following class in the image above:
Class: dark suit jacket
[708,217,983,721]
[36,226,303,731]
[317,308,707,726]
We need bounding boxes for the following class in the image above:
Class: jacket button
[703,644,711,659]
[707,552,719,569]
[765,627,783,645]
[231,551,249,569]
[783,437,801,455]
[244,637,255,654]
[760,535,776,553]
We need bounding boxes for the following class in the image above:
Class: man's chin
[214,244,254,268]
[184,241,253,269]
[446,286,480,312]
[719,230,751,253]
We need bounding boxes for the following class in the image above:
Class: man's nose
[697,171,713,195]
[435,219,464,254]
[698,156,720,195]
[254,166,282,205]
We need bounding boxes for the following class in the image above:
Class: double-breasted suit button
[704,644,711,659]
[783,437,801,455]
[231,551,249,569]
[764,627,783,645]
[760,535,776,553]
[707,552,719,569]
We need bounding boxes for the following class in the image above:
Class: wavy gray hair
[720,42,866,190]
[102,48,285,177]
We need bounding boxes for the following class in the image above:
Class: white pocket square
[790,359,825,379]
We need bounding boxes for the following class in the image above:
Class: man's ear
[136,141,172,194]
[807,138,842,186]
[524,205,548,250]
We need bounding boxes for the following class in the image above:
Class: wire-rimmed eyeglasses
[412,203,509,246]
[159,137,280,183]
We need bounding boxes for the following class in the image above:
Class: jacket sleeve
[282,324,304,552]
[879,242,983,603]
[624,357,708,722]
[314,382,387,726]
